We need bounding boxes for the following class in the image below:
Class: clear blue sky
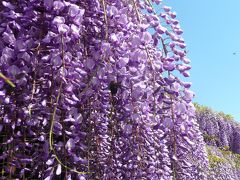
[165,0,240,120]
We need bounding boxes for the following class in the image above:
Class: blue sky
[165,0,240,120]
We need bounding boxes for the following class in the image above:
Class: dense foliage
[0,0,209,179]
[206,146,240,180]
[194,103,234,121]
[194,104,240,179]
[195,103,240,154]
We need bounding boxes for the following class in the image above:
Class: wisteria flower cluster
[0,0,208,179]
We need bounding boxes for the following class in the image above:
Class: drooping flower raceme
[0,0,209,179]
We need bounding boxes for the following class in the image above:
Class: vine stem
[108,94,119,176]
[132,0,158,120]
[49,35,90,175]
[101,0,109,40]
[161,37,177,180]
[0,73,15,88]
[132,0,159,173]
[170,97,177,180]
[132,0,141,22]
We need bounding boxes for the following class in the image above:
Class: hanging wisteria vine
[0,0,209,179]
